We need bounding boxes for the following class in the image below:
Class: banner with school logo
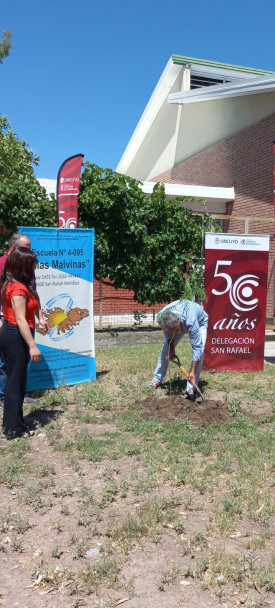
[203,233,270,372]
[19,227,96,390]
[56,154,84,228]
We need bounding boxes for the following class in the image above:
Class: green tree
[79,162,212,305]
[0,30,12,64]
[0,116,56,252]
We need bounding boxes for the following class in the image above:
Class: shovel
[170,355,205,401]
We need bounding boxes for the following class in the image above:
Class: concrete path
[264,339,275,364]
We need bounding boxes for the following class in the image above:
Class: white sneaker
[149,380,163,388]
[23,395,38,404]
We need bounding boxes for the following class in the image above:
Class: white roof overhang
[168,73,275,105]
[38,178,234,214]
[142,182,235,214]
[142,181,234,200]
[38,178,57,197]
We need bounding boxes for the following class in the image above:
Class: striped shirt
[157,300,208,361]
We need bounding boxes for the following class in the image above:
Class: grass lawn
[0,341,274,608]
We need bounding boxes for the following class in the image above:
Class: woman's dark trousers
[0,321,30,438]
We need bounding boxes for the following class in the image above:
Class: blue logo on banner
[45,293,74,341]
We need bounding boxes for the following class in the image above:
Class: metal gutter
[172,55,274,75]
[141,181,234,202]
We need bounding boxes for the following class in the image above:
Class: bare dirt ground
[0,382,274,608]
[141,395,231,425]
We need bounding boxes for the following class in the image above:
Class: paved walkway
[264,339,275,364]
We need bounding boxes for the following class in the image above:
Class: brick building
[117,56,275,323]
[40,56,275,325]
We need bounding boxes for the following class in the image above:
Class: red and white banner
[56,154,84,228]
[203,233,270,372]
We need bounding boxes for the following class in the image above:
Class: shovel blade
[193,383,205,401]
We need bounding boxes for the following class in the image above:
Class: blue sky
[1,0,275,179]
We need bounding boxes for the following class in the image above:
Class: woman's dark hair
[0,247,37,302]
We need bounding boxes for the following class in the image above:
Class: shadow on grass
[160,378,208,396]
[96,370,110,378]
[25,408,63,430]
[264,356,275,364]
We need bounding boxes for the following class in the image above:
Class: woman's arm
[11,295,41,362]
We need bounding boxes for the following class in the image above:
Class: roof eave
[116,58,182,174]
[172,55,274,75]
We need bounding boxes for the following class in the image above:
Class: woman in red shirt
[0,247,42,438]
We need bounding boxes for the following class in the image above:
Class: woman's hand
[29,345,41,362]
[38,312,49,334]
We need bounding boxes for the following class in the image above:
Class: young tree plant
[79,163,213,304]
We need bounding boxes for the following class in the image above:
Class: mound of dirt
[140,395,232,426]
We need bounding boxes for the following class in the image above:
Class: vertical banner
[274,141,275,213]
[56,154,84,228]
[203,233,270,372]
[19,227,96,390]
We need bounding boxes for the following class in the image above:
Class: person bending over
[151,299,208,400]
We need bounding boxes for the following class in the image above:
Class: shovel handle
[179,363,189,380]
[172,355,189,379]
[172,355,205,401]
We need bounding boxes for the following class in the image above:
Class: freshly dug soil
[140,395,232,426]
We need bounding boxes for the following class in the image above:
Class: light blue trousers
[153,327,207,393]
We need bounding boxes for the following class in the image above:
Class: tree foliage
[79,162,212,305]
[0,116,55,252]
[0,120,214,305]
[0,30,12,64]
